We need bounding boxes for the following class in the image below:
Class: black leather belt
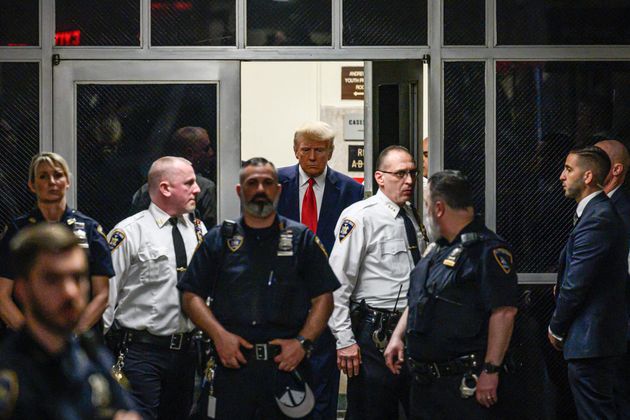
[244,343,281,361]
[123,328,192,351]
[408,353,481,379]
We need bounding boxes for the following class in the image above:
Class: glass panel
[443,0,485,46]
[496,61,630,272]
[76,84,218,231]
[0,63,39,227]
[497,0,630,45]
[151,0,236,46]
[343,0,427,46]
[444,62,485,215]
[55,0,140,46]
[247,0,331,46]
[0,0,38,46]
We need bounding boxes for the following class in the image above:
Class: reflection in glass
[0,0,38,46]
[247,0,331,46]
[444,62,485,214]
[0,63,39,226]
[151,0,236,46]
[343,0,427,46]
[76,84,217,231]
[496,62,630,272]
[56,0,140,46]
[443,0,485,46]
[497,0,630,45]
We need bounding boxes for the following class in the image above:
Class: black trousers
[614,345,630,420]
[308,328,340,420]
[346,315,409,420]
[567,356,618,420]
[123,342,196,420]
[213,360,312,420]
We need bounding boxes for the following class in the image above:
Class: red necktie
[302,178,318,233]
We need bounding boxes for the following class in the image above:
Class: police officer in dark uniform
[178,157,340,419]
[385,171,518,419]
[0,152,113,339]
[0,224,139,420]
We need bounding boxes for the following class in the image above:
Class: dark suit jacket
[551,192,628,359]
[277,164,363,253]
[610,187,630,340]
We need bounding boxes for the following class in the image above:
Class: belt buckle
[170,333,183,350]
[430,362,441,379]
[255,343,268,360]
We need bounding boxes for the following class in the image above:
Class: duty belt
[407,353,481,380]
[244,343,282,361]
[122,328,193,351]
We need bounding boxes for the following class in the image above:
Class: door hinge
[52,54,61,66]
[422,54,430,65]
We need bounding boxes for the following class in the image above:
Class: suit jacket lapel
[319,167,340,236]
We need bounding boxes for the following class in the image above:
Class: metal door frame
[53,60,241,221]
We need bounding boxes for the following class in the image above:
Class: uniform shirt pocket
[379,239,410,277]
[137,246,171,283]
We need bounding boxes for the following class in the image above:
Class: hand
[384,335,405,375]
[475,371,499,408]
[270,338,305,372]
[113,410,142,420]
[337,344,361,377]
[548,331,563,351]
[214,330,253,369]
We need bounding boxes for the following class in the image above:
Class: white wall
[241,61,364,175]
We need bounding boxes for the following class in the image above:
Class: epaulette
[461,233,483,247]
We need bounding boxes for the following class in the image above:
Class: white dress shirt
[576,190,602,218]
[328,189,426,349]
[104,203,206,335]
[298,165,327,218]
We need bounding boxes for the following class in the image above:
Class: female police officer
[0,152,114,336]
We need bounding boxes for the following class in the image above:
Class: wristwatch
[482,362,502,374]
[296,335,314,358]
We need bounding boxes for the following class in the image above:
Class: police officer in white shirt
[104,156,206,420]
[328,145,427,420]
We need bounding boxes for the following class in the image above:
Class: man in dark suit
[595,139,630,418]
[277,121,363,419]
[549,146,628,419]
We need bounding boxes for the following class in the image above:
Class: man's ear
[159,180,171,197]
[435,200,446,218]
[583,169,594,186]
[236,184,242,198]
[613,163,624,177]
[374,171,385,188]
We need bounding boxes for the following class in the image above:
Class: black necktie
[169,217,188,281]
[400,209,421,265]
[573,211,579,226]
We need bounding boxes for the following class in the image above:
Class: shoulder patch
[227,234,244,252]
[492,247,513,274]
[108,229,126,251]
[338,219,356,242]
[0,369,18,418]
[314,235,328,257]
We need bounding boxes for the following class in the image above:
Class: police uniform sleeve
[479,243,518,311]
[177,230,218,299]
[0,221,19,279]
[328,212,366,349]
[87,221,115,277]
[297,229,340,299]
[104,226,134,330]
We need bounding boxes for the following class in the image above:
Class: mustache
[251,193,272,203]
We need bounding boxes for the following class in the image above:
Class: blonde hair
[293,121,335,150]
[28,152,71,185]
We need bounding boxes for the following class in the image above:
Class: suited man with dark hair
[594,138,630,418]
[277,121,363,419]
[549,146,628,419]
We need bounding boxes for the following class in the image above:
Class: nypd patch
[338,219,356,242]
[0,370,18,418]
[108,229,126,251]
[492,247,513,274]
[227,234,244,252]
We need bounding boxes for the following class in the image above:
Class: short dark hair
[240,157,277,183]
[164,126,209,157]
[10,224,81,280]
[428,170,474,210]
[376,145,415,171]
[570,146,611,186]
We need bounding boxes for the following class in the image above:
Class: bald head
[595,139,630,192]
